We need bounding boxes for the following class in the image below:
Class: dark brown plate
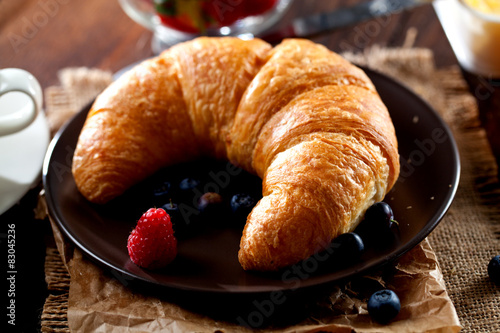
[42,68,460,295]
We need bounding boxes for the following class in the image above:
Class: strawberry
[127,208,177,269]
[244,0,277,17]
[203,0,245,27]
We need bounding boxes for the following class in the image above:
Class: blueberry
[230,193,256,217]
[367,289,401,324]
[151,181,172,205]
[162,201,180,223]
[356,202,399,245]
[179,178,200,191]
[364,202,397,229]
[330,232,365,262]
[488,255,500,284]
[153,181,171,197]
[161,201,191,236]
[198,192,223,213]
[162,201,178,213]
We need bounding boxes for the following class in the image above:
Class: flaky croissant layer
[72,37,399,271]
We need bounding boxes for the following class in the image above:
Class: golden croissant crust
[72,37,399,271]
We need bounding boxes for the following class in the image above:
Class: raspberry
[127,208,177,269]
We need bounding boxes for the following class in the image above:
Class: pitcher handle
[0,68,42,136]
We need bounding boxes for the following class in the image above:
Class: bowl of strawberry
[118,0,292,53]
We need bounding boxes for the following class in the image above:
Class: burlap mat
[37,41,500,332]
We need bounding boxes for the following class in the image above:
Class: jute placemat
[38,41,500,332]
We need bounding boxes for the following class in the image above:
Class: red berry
[158,14,202,34]
[127,208,177,269]
[204,0,245,27]
[244,0,277,16]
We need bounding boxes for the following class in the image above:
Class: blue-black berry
[162,201,178,213]
[162,201,180,222]
[198,192,223,213]
[230,193,256,216]
[364,202,397,229]
[488,255,500,284]
[153,181,171,197]
[179,178,200,191]
[331,232,365,261]
[367,289,401,324]
[355,202,399,246]
[151,180,172,206]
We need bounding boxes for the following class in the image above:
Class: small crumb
[412,115,419,124]
[430,196,435,200]
[390,197,394,201]
[406,206,413,209]
[449,184,452,188]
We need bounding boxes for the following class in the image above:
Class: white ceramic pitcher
[0,68,50,215]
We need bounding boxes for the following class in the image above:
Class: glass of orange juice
[434,0,500,78]
[434,0,500,161]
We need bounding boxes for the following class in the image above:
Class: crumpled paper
[43,202,460,333]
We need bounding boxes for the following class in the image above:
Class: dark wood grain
[0,0,457,90]
[0,0,153,88]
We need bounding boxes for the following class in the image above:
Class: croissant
[72,37,399,271]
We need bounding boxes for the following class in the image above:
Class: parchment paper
[44,212,459,333]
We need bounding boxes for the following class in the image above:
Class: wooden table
[0,0,460,331]
[1,0,457,89]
